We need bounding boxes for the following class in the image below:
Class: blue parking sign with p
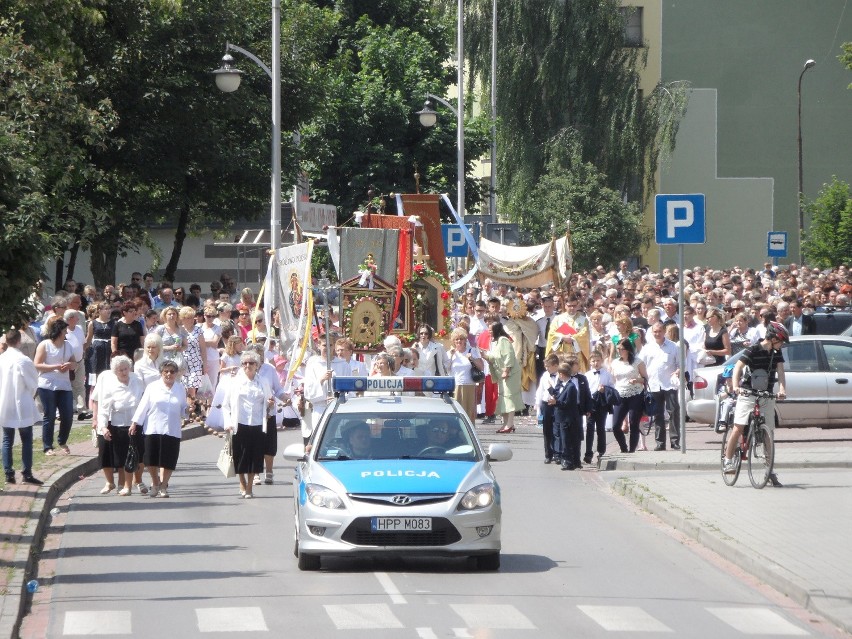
[441,224,474,258]
[655,194,706,245]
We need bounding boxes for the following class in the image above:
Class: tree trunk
[163,196,190,283]
[54,256,65,295]
[66,240,80,285]
[89,238,117,290]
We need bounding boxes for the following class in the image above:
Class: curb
[1,424,206,639]
[602,459,852,472]
[612,477,852,636]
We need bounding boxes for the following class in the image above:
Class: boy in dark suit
[549,356,592,470]
[535,353,561,464]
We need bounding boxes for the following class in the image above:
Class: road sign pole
[678,244,686,454]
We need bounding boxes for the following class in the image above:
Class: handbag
[217,432,236,478]
[642,390,657,417]
[91,427,98,448]
[124,441,139,473]
[470,364,485,383]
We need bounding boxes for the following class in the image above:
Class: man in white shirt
[639,322,680,451]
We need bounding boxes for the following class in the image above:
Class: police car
[282,376,512,571]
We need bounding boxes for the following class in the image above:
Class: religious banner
[268,240,314,380]
[341,275,397,352]
[477,235,572,288]
[330,227,400,285]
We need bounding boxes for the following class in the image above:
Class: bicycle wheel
[748,422,774,489]
[721,427,741,486]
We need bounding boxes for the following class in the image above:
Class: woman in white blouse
[447,328,484,423]
[413,324,450,376]
[222,351,274,499]
[135,333,164,387]
[130,360,188,498]
[91,356,145,495]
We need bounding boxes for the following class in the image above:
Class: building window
[621,6,643,47]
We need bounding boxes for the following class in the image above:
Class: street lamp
[797,58,816,264]
[417,0,466,221]
[417,93,465,224]
[213,0,282,314]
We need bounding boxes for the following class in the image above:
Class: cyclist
[723,321,788,486]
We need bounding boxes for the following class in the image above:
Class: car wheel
[298,552,321,571]
[475,552,500,571]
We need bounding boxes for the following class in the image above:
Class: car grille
[348,493,455,506]
[341,517,461,547]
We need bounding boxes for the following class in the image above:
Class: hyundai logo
[391,495,412,505]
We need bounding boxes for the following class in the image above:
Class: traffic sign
[441,224,475,258]
[655,194,706,245]
[767,232,788,258]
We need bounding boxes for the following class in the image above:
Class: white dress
[205,353,242,430]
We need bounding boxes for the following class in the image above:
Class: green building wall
[657,0,851,269]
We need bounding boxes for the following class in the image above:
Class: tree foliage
[802,177,852,268]
[525,132,648,270]
[841,41,852,88]
[302,2,490,216]
[0,14,114,328]
[459,0,687,249]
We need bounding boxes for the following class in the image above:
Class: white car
[283,376,512,571]
[687,335,852,428]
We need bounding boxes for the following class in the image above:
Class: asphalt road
[23,426,837,638]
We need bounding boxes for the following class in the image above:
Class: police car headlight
[306,484,345,509]
[458,483,495,511]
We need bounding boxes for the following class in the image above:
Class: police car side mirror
[486,443,513,462]
[283,443,307,462]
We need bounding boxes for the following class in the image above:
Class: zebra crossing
[59,603,810,635]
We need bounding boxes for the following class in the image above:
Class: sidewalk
[0,423,207,639]
[607,450,852,636]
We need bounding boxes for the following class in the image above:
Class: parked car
[811,309,852,335]
[687,335,852,428]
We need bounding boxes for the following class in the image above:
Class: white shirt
[448,346,482,385]
[65,326,85,362]
[415,341,450,376]
[0,347,40,429]
[533,311,557,348]
[584,366,614,396]
[131,379,187,438]
[134,357,162,387]
[202,323,222,362]
[222,371,272,431]
[535,370,559,410]
[639,338,679,391]
[91,370,145,433]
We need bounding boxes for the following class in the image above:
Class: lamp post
[213,0,282,312]
[317,269,335,370]
[416,0,465,220]
[797,58,816,264]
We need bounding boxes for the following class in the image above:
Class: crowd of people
[0,260,848,488]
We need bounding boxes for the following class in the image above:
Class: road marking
[375,571,407,604]
[196,607,268,632]
[324,603,404,629]
[707,607,809,635]
[450,604,536,629]
[416,629,438,639]
[63,611,131,635]
[578,605,672,632]
[452,630,474,637]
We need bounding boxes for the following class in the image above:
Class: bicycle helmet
[765,321,789,344]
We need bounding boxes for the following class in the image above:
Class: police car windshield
[316,413,477,461]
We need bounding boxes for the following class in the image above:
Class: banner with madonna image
[265,240,314,381]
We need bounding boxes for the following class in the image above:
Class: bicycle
[720,389,775,489]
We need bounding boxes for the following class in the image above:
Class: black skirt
[233,424,265,474]
[98,425,144,469]
[264,416,278,457]
[143,434,180,470]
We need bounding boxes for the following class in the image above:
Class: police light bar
[333,376,456,394]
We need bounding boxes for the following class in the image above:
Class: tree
[525,132,648,270]
[802,177,852,269]
[460,0,687,246]
[0,14,114,327]
[841,41,852,88]
[302,3,491,216]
